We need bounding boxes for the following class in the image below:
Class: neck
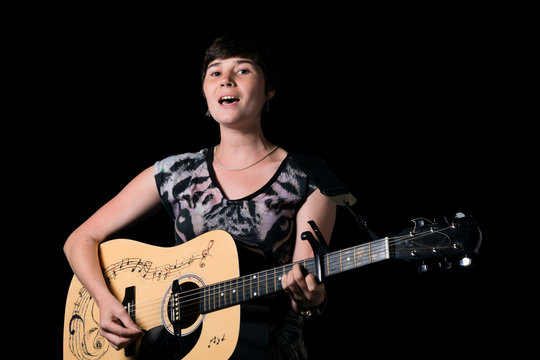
[217,123,273,160]
[200,237,391,314]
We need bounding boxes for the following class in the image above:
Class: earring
[264,101,270,112]
[205,109,211,117]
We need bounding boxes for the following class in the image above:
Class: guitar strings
[129,226,452,320]
[129,242,398,329]
[172,224,454,307]
[120,226,456,328]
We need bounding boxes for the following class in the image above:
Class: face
[203,57,274,127]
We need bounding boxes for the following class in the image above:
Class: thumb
[118,312,142,332]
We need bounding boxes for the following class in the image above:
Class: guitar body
[64,230,240,360]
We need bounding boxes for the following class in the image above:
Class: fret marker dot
[220,293,224,297]
[233,289,236,293]
[253,292,257,296]
[347,257,351,261]
[253,275,257,279]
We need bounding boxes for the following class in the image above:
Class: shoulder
[287,152,329,175]
[154,149,209,176]
[286,151,330,188]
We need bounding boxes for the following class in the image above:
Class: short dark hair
[201,33,279,95]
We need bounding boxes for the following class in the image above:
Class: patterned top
[154,148,317,266]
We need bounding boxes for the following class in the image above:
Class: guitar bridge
[122,286,136,356]
[170,279,182,338]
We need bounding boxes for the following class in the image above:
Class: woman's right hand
[97,295,143,350]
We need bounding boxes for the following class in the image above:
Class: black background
[11,4,531,359]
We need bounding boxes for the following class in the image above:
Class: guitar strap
[289,152,357,207]
[290,152,379,240]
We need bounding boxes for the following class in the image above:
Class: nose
[220,72,235,87]
[220,79,234,87]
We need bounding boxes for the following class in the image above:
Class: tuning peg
[438,258,452,270]
[459,256,472,267]
[418,262,428,273]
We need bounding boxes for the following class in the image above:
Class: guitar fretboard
[199,237,390,314]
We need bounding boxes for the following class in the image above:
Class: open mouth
[218,96,240,105]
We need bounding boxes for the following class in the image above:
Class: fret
[213,283,217,310]
[357,243,371,267]
[275,266,285,292]
[223,281,228,307]
[213,283,218,310]
[242,275,249,302]
[263,270,267,295]
[228,278,233,305]
[217,282,221,309]
[233,278,238,304]
[253,274,259,297]
[275,267,282,292]
[326,253,330,276]
[245,274,251,299]
[370,238,389,262]
[206,284,211,312]
[200,237,391,315]
[341,248,356,272]
[304,258,316,275]
[208,284,213,312]
[220,281,226,308]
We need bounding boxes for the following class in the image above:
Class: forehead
[207,57,257,69]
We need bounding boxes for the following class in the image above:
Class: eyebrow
[207,59,255,69]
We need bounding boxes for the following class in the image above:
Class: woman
[64,33,336,359]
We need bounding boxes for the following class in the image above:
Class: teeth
[219,95,239,105]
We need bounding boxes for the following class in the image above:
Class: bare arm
[281,188,336,312]
[63,165,162,349]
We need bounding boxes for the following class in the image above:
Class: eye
[237,68,250,75]
[209,71,221,77]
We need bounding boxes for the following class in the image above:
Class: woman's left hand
[281,263,326,312]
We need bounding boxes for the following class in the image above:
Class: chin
[215,113,256,127]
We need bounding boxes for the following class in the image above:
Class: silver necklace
[214,144,279,171]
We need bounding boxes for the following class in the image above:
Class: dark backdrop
[14,4,522,359]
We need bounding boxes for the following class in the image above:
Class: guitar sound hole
[167,280,200,330]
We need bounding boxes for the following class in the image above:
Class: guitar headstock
[391,213,482,271]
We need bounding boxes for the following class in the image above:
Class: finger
[99,328,136,350]
[304,273,320,293]
[120,316,144,334]
[281,272,289,291]
[100,317,142,351]
[101,319,142,338]
[100,302,143,334]
[292,264,308,287]
[284,266,304,300]
[292,264,316,299]
[101,320,143,349]
[282,269,300,292]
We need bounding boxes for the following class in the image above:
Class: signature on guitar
[208,334,226,348]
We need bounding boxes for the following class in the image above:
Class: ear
[266,88,276,101]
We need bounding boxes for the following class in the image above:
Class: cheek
[202,83,211,101]
[246,85,268,109]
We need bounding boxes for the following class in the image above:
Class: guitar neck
[201,237,390,314]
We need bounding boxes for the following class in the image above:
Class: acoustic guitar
[64,212,481,359]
